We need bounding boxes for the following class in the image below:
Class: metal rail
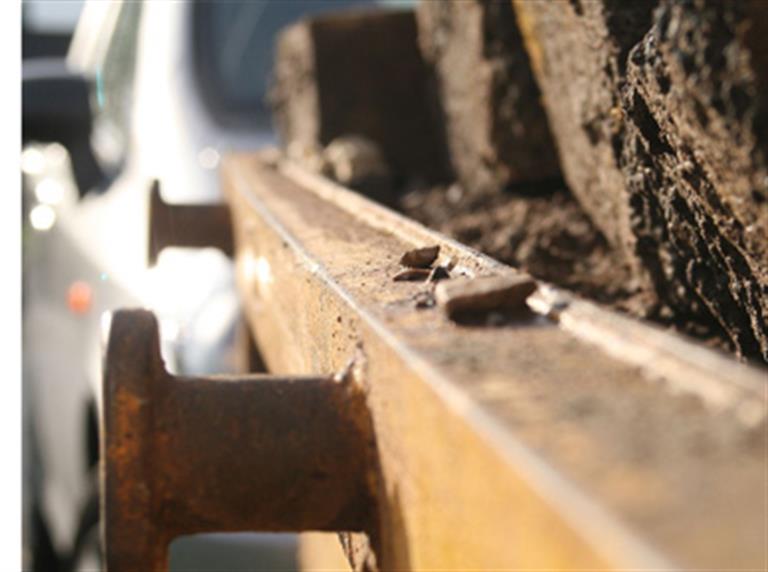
[223,151,767,570]
[103,149,767,571]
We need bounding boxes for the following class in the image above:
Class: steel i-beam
[102,309,376,572]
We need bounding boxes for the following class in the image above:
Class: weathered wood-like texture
[270,10,449,183]
[514,0,656,263]
[514,0,768,360]
[417,0,559,194]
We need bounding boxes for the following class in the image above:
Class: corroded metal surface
[147,180,234,264]
[223,151,767,570]
[102,309,376,572]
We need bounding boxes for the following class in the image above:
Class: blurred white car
[22,1,371,570]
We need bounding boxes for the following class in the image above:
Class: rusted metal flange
[102,309,376,572]
[147,180,234,265]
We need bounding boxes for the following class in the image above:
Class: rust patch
[102,309,378,572]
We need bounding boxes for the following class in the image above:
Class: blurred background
[21,1,411,571]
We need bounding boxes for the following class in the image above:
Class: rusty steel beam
[102,309,376,572]
[222,150,767,571]
[147,180,233,265]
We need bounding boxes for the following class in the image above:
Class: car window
[23,0,84,34]
[91,1,142,172]
[22,0,85,59]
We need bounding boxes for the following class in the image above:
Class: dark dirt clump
[399,182,735,353]
[401,182,634,302]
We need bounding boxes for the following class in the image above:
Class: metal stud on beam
[102,309,376,572]
[147,181,234,265]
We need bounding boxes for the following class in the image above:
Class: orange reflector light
[68,281,92,315]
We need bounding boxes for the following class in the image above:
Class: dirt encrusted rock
[417,0,560,195]
[619,0,768,360]
[513,0,658,276]
[514,0,768,360]
[270,9,450,184]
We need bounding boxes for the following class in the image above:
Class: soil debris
[400,182,736,351]
[401,184,633,303]
[393,268,431,282]
[400,245,440,268]
[435,274,538,321]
